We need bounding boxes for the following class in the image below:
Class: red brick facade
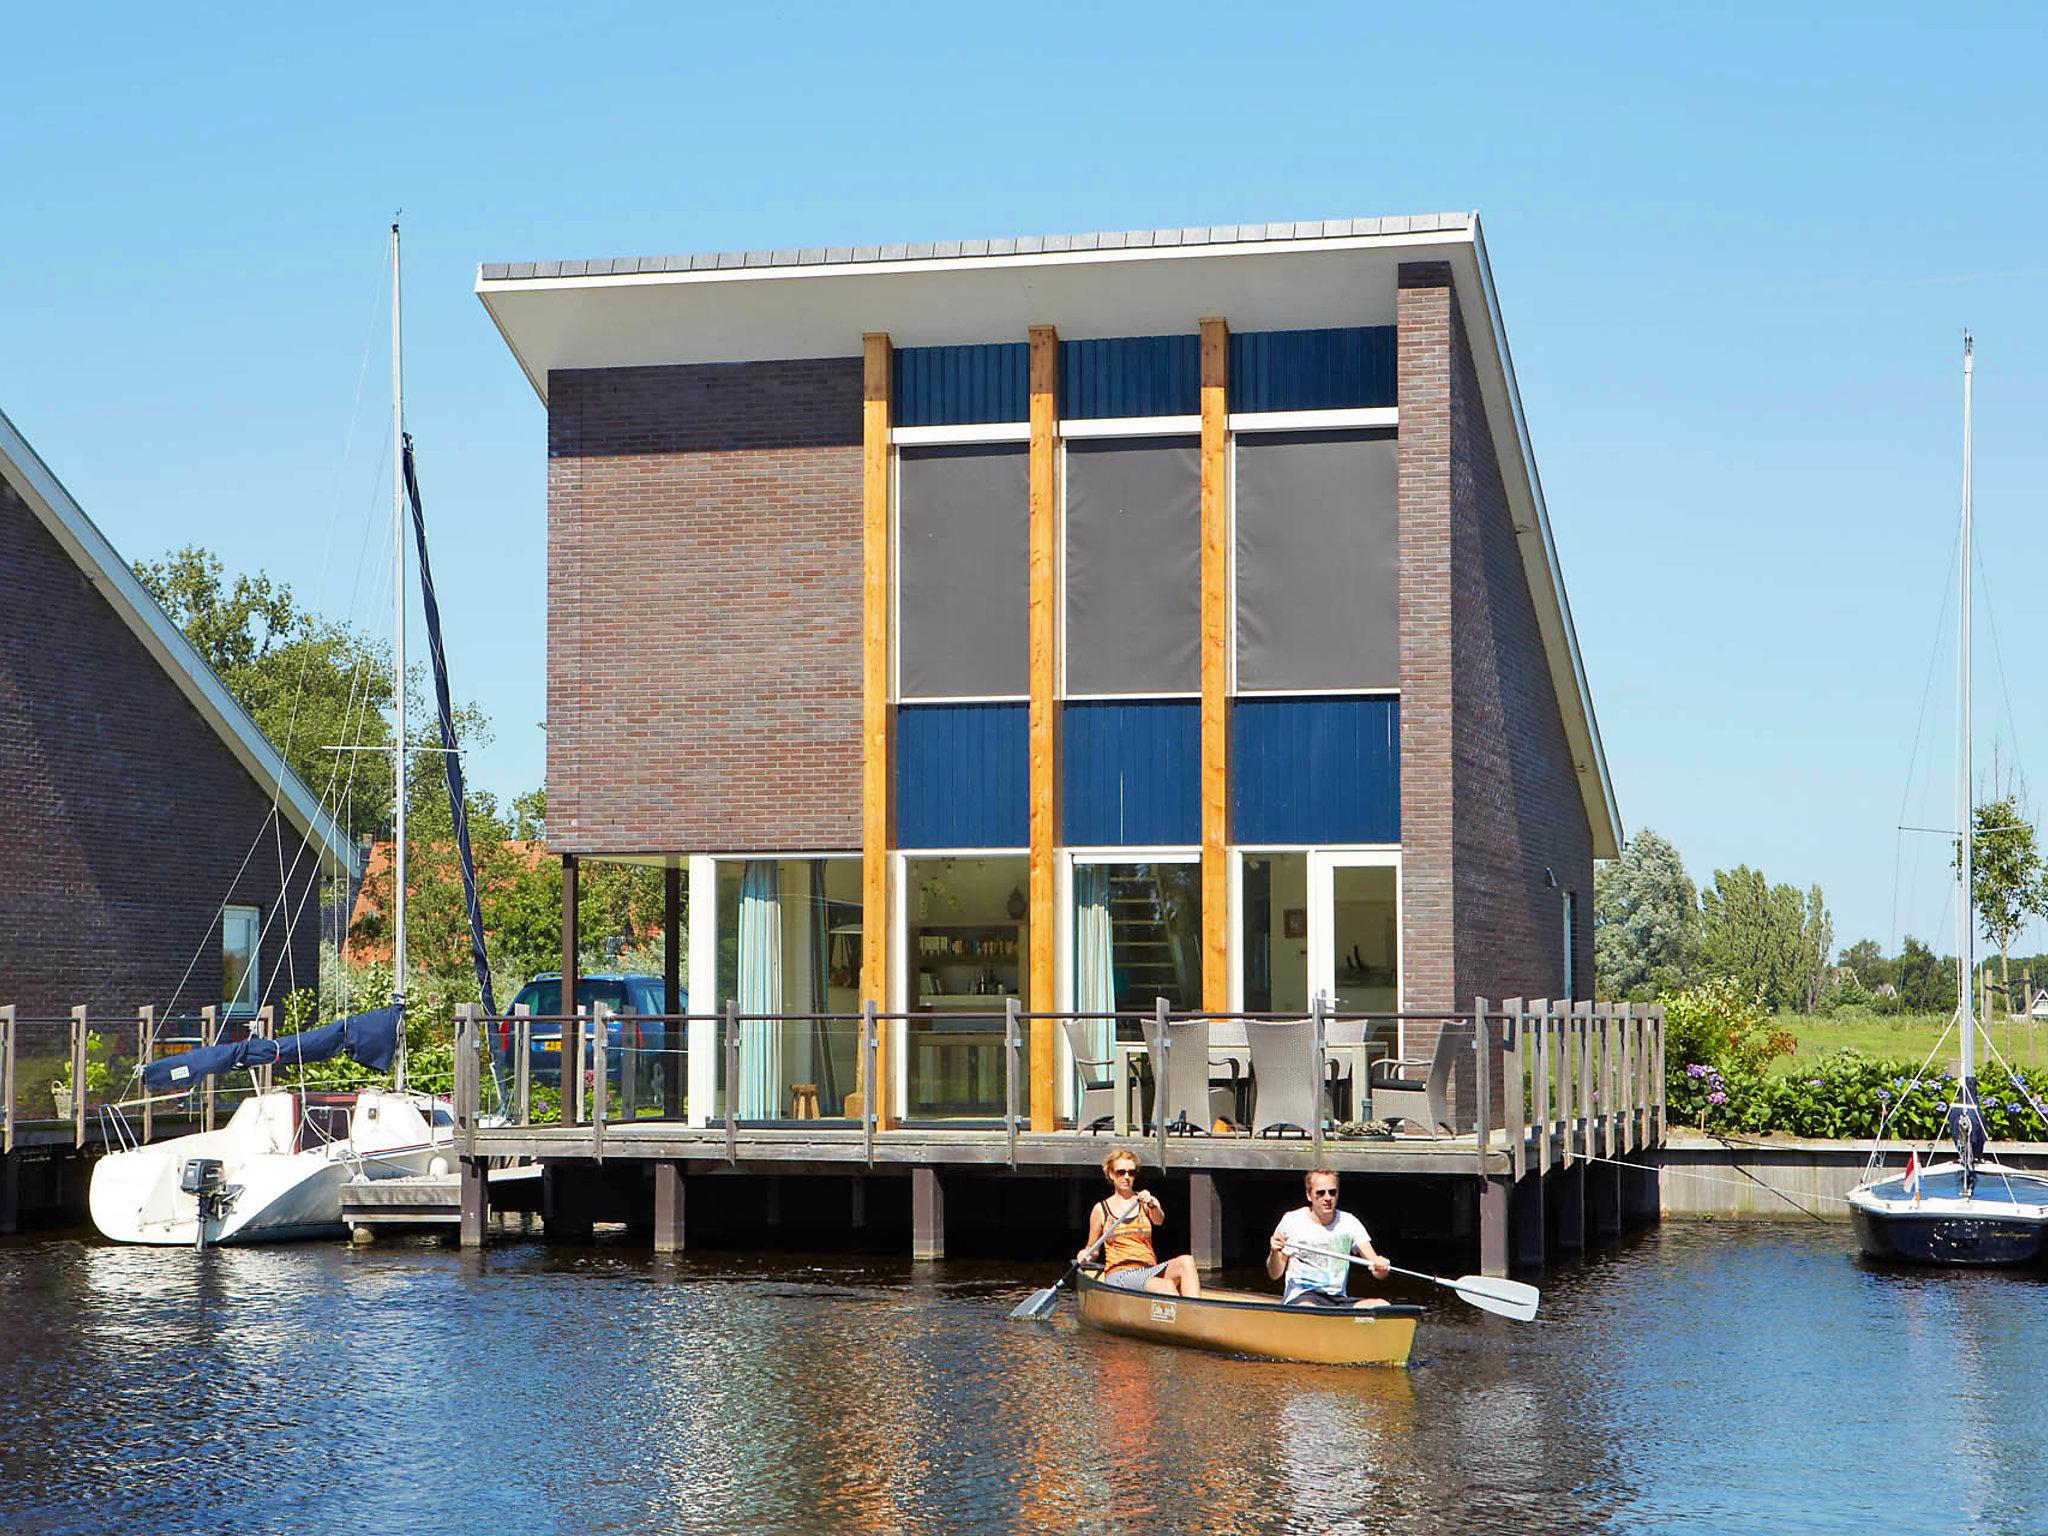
[0,479,320,1022]
[1398,262,1594,1014]
[546,360,865,854]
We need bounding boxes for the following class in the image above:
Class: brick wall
[546,359,864,854]
[1398,262,1595,1019]
[0,480,320,1023]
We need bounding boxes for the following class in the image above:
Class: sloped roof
[477,212,1619,857]
[0,406,359,879]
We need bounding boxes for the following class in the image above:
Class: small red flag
[1903,1150,1921,1200]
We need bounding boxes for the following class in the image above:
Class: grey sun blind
[1235,430,1399,691]
[1065,437,1201,695]
[898,443,1029,698]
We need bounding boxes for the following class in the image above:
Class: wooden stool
[790,1083,820,1119]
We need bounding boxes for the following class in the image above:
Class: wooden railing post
[1574,1001,1594,1163]
[255,1005,274,1094]
[199,1006,218,1132]
[1004,997,1021,1170]
[70,1005,87,1148]
[1,1005,14,1154]
[1652,1006,1667,1143]
[453,1005,475,1156]
[137,1004,155,1143]
[1531,998,1551,1176]
[1473,1000,1492,1175]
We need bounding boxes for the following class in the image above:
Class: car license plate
[541,1039,560,1053]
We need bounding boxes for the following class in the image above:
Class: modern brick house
[477,213,1619,1131]
[0,408,355,1023]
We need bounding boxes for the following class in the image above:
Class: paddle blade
[1443,1273,1540,1322]
[1010,1283,1063,1320]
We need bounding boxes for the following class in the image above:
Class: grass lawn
[1775,1009,2048,1075]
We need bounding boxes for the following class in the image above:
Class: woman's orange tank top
[1099,1200,1158,1273]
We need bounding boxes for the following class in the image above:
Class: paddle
[1010,1205,1141,1321]
[1285,1243,1541,1322]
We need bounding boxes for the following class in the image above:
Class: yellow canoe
[1074,1271,1422,1366]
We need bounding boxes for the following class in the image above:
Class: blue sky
[8,3,2047,955]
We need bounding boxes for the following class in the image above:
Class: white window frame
[223,904,261,1016]
[1233,845,1403,1055]
[891,433,1032,706]
[891,847,1030,1119]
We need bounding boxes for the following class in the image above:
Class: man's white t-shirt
[1275,1207,1372,1302]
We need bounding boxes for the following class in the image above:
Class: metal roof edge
[0,406,361,880]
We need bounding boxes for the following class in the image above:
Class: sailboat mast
[1958,333,1974,1081]
[390,222,409,1083]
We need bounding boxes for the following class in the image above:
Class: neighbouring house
[476,212,1620,1129]
[0,407,357,1025]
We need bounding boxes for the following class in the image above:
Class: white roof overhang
[477,214,1620,857]
[0,407,360,880]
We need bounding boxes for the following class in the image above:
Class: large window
[902,854,1030,1119]
[1064,436,1200,695]
[223,905,260,1014]
[898,444,1029,699]
[1234,430,1398,691]
[1072,859,1202,1026]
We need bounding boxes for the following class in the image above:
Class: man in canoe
[1267,1168,1390,1308]
[1077,1148,1202,1297]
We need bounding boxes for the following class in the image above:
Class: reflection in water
[3,1224,2046,1534]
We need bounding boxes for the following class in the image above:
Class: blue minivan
[494,973,685,1093]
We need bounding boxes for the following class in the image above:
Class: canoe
[1074,1270,1422,1366]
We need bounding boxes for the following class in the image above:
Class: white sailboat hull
[89,1089,456,1247]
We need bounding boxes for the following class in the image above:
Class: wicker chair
[1246,1019,1320,1137]
[1369,1025,1463,1135]
[1061,1017,1118,1132]
[1138,1012,1232,1133]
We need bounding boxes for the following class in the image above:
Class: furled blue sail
[403,433,497,1019]
[141,1006,402,1091]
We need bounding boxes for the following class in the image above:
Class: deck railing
[449,997,1666,1171]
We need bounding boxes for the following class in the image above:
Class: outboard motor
[180,1158,230,1251]
[1948,1077,1987,1199]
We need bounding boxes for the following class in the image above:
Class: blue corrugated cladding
[895,703,1028,848]
[1231,696,1399,844]
[1062,700,1199,846]
[892,344,1029,427]
[1059,334,1200,419]
[1228,327,1397,413]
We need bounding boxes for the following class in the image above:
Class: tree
[1895,934,1951,1013]
[1593,829,1701,999]
[1965,795,2048,1005]
[1799,885,1833,1013]
[1699,865,1823,1012]
[134,546,394,842]
[1838,938,1891,992]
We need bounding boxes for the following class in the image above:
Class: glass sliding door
[900,853,1029,1120]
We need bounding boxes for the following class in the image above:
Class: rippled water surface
[3,1222,2044,1534]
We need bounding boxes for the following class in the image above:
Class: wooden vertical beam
[1198,317,1231,1013]
[861,332,896,1131]
[1027,324,1061,1130]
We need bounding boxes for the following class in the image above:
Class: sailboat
[88,224,496,1248]
[1847,336,2048,1266]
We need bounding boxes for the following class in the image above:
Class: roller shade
[1235,430,1398,691]
[898,443,1029,699]
[1065,436,1200,695]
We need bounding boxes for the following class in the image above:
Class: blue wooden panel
[1228,327,1397,413]
[895,703,1028,848]
[1063,700,1199,846]
[892,344,1029,427]
[1231,696,1399,844]
[1059,334,1199,419]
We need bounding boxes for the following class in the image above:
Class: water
[2,1223,2043,1535]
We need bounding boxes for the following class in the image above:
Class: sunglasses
[1112,1167,1137,1178]
[1311,1188,1339,1199]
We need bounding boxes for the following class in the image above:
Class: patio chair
[1369,1024,1463,1136]
[1061,1017,1117,1133]
[1245,1019,1320,1138]
[1138,1012,1232,1133]
[1206,1017,1252,1129]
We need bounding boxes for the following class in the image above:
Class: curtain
[738,860,783,1119]
[1075,864,1115,1080]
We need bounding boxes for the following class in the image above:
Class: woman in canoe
[1077,1148,1201,1297]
